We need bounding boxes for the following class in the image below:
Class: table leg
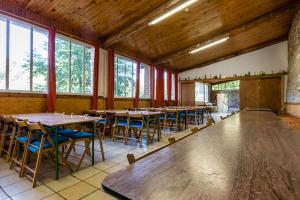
[185,111,187,130]
[178,113,181,132]
[157,114,161,141]
[92,122,95,165]
[146,115,150,145]
[55,127,59,180]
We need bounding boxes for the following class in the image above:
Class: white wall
[179,41,288,80]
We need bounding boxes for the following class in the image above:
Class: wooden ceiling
[4,0,299,71]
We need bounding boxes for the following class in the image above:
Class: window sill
[0,90,47,97]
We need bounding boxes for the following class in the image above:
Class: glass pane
[164,71,167,100]
[32,28,48,92]
[116,57,126,97]
[139,64,145,98]
[0,19,6,90]
[154,69,157,100]
[125,61,133,97]
[9,22,30,91]
[84,47,94,94]
[195,82,204,102]
[204,85,209,102]
[171,74,175,100]
[55,37,70,93]
[71,42,83,93]
[132,62,136,97]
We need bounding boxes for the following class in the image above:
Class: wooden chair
[165,109,179,132]
[0,116,17,161]
[128,114,144,147]
[62,130,93,171]
[9,119,29,173]
[96,111,114,139]
[112,113,129,144]
[20,121,72,187]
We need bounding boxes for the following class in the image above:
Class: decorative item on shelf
[233,74,237,77]
[219,73,221,78]
[204,75,207,80]
[214,75,218,79]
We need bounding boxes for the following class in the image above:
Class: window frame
[0,14,49,94]
[139,63,151,99]
[195,82,209,103]
[55,34,94,96]
[114,54,137,99]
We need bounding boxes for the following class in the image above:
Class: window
[171,73,175,100]
[0,17,48,92]
[154,68,157,100]
[139,63,150,99]
[212,80,240,91]
[114,55,136,97]
[195,82,209,103]
[55,36,94,94]
[0,18,6,90]
[164,71,167,100]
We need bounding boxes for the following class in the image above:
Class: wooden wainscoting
[286,103,300,118]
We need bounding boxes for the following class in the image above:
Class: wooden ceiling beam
[178,36,287,72]
[154,1,299,66]
[101,0,181,48]
[0,0,97,44]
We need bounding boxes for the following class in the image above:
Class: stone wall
[287,10,300,103]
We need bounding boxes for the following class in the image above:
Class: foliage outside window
[0,17,48,92]
[195,82,209,103]
[212,80,240,91]
[139,63,150,99]
[55,36,94,94]
[114,55,136,98]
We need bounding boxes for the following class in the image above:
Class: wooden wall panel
[181,82,195,106]
[240,77,282,112]
[240,79,260,110]
[0,96,47,114]
[139,100,151,108]
[114,99,134,110]
[56,96,91,115]
[286,104,300,118]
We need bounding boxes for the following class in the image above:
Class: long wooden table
[14,113,104,180]
[102,111,300,199]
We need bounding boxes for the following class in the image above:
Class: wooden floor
[103,111,300,200]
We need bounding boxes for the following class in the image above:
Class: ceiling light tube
[189,37,230,54]
[148,0,198,26]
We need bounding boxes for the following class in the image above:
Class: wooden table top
[88,110,162,116]
[102,111,300,200]
[14,113,101,126]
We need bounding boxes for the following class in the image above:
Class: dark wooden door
[181,82,195,106]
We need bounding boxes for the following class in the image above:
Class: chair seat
[159,117,165,120]
[16,135,38,143]
[97,119,110,125]
[167,116,177,121]
[64,131,93,139]
[116,122,128,127]
[59,129,79,135]
[28,136,69,153]
[130,122,143,129]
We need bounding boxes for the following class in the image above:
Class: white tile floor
[0,113,225,200]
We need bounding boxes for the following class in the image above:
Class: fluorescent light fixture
[189,37,230,54]
[148,0,198,26]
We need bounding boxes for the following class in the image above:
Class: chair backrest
[2,116,15,134]
[26,121,54,148]
[14,119,28,137]
[115,112,129,124]
[129,114,144,126]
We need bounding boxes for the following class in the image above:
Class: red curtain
[107,49,114,109]
[156,67,164,107]
[91,45,99,110]
[134,59,141,108]
[150,65,155,107]
[175,72,179,106]
[47,27,56,113]
[167,70,172,106]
